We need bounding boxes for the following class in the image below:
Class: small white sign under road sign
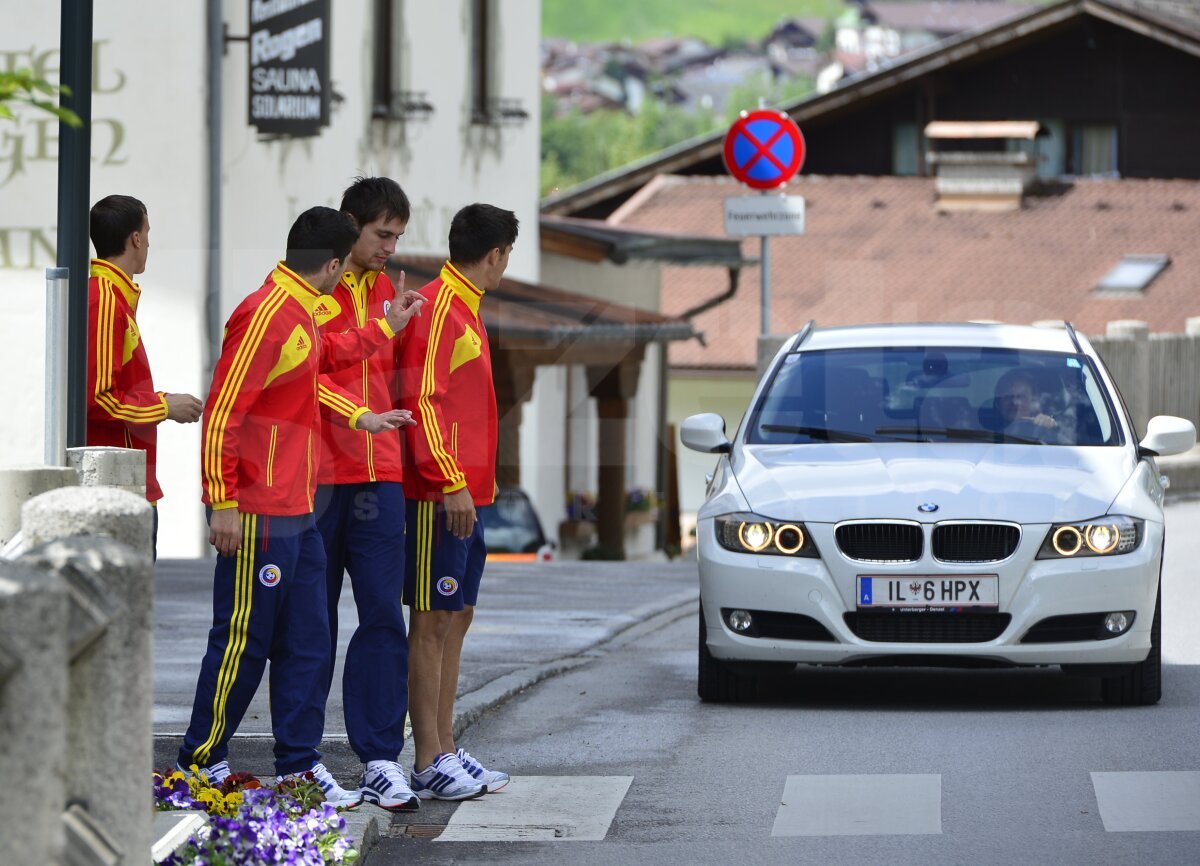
[724,195,806,236]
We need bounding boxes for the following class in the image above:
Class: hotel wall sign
[248,0,330,137]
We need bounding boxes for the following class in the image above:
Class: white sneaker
[410,753,486,801]
[456,748,510,793]
[277,762,363,809]
[177,760,231,786]
[360,760,420,811]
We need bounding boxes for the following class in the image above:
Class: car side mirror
[1138,415,1196,458]
[681,413,732,454]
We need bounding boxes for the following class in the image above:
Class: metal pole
[760,232,771,336]
[56,0,94,448]
[206,0,224,379]
[44,268,70,466]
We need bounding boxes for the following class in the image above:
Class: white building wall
[518,364,566,544]
[0,5,209,556]
[540,252,661,311]
[2,0,543,557]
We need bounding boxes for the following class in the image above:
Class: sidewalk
[151,558,699,858]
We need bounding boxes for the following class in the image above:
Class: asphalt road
[362,498,1200,865]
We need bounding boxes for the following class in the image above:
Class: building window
[470,0,495,123]
[372,0,433,121]
[1070,124,1118,177]
[1095,255,1169,294]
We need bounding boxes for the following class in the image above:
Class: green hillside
[542,0,843,45]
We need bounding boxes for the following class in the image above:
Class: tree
[0,68,82,126]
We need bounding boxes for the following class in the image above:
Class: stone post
[67,446,147,498]
[0,464,77,548]
[0,558,69,865]
[1106,320,1150,439]
[21,488,155,865]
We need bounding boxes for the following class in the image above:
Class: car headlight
[714,512,819,557]
[1036,516,1143,559]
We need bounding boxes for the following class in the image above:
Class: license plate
[857,575,998,610]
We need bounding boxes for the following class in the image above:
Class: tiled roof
[609,174,1200,370]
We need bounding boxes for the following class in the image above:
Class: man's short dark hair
[284,207,360,274]
[340,176,411,227]
[448,203,519,267]
[90,195,147,259]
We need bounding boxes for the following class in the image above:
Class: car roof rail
[789,320,816,353]
[1063,321,1084,354]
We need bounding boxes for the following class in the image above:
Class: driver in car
[994,369,1059,440]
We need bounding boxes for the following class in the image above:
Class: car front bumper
[697,519,1163,667]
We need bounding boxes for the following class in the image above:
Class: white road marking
[435,776,633,842]
[772,774,942,837]
[1091,771,1200,831]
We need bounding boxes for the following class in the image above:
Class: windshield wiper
[876,426,1042,445]
[760,424,922,443]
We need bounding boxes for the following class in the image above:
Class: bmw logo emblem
[917,503,939,513]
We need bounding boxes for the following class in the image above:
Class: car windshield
[747,346,1121,446]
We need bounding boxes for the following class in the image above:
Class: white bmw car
[682,322,1195,705]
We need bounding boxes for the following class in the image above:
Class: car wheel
[697,604,756,703]
[1101,585,1162,706]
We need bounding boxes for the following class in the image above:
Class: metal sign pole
[56,0,94,448]
[760,232,771,336]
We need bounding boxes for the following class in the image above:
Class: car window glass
[748,347,1119,446]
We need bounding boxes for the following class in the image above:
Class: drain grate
[389,824,445,839]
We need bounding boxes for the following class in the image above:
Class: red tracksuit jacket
[202,263,396,516]
[87,259,168,502]
[399,262,497,505]
[314,269,404,485]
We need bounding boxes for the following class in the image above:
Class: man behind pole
[399,203,518,800]
[314,176,419,811]
[87,195,203,555]
[176,206,424,807]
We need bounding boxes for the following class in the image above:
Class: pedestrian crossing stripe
[422,771,1200,841]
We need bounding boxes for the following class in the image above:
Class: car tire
[1101,585,1162,706]
[697,604,756,703]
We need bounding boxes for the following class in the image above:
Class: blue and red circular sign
[723,110,806,190]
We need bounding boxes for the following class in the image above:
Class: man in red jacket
[177,207,425,807]
[399,203,518,800]
[314,176,419,811]
[87,195,203,554]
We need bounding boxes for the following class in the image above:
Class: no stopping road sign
[722,109,806,190]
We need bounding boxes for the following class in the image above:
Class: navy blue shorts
[403,499,486,611]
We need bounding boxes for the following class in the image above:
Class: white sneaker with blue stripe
[277,762,362,809]
[176,760,231,786]
[456,748,510,793]
[410,753,486,801]
[360,760,419,811]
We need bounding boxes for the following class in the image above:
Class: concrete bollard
[23,486,153,562]
[0,464,78,548]
[19,535,154,866]
[1105,319,1151,439]
[0,557,70,865]
[67,446,147,498]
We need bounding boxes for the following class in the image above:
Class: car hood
[736,443,1134,524]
